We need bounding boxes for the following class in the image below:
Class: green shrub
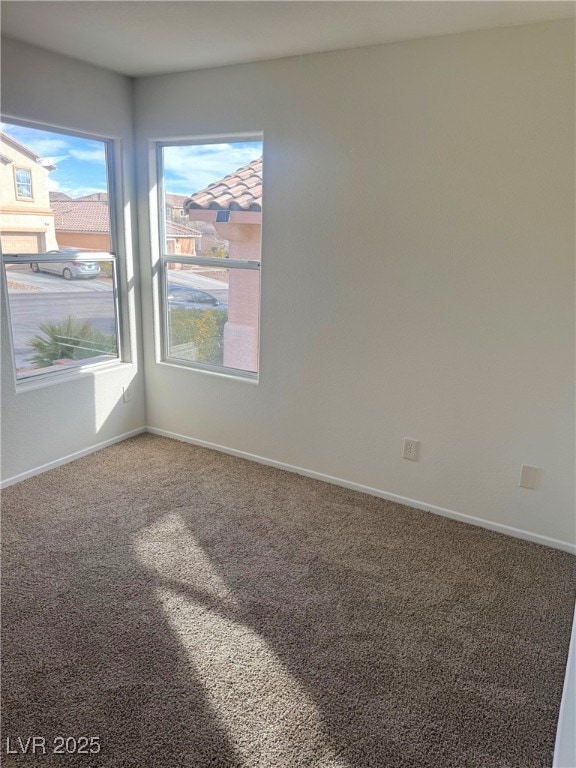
[169,308,227,365]
[27,316,117,368]
[99,262,114,278]
[208,244,228,259]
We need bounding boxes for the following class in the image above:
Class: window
[1,120,122,383]
[157,137,262,378]
[15,167,33,199]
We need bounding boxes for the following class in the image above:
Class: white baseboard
[147,426,576,555]
[0,427,146,489]
[554,601,576,767]
[3,424,574,555]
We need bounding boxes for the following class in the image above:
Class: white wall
[135,20,575,548]
[1,39,145,483]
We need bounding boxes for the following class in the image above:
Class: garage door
[1,233,42,254]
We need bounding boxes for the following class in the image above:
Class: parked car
[30,249,102,280]
[167,283,219,307]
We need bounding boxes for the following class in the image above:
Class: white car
[30,249,102,280]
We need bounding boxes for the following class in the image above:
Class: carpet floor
[1,434,575,768]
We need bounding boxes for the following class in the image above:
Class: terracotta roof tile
[51,197,199,238]
[49,192,72,201]
[76,192,109,202]
[166,220,201,237]
[51,200,110,233]
[165,193,187,208]
[185,157,262,212]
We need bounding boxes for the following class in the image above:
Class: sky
[162,142,262,196]
[1,121,262,200]
[1,121,108,199]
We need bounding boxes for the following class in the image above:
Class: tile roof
[51,197,199,237]
[185,157,262,212]
[51,200,110,233]
[76,192,109,202]
[49,192,72,201]
[166,193,187,209]
[166,219,201,237]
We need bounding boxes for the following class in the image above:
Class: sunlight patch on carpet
[133,512,350,767]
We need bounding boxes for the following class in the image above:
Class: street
[7,289,117,369]
[167,269,229,308]
[5,265,229,369]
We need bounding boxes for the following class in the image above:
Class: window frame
[1,118,126,387]
[154,135,263,381]
[14,166,33,200]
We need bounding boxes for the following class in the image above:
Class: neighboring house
[0,132,58,254]
[185,157,262,215]
[76,192,108,202]
[165,192,204,254]
[165,193,188,221]
[165,218,202,255]
[50,194,111,250]
[184,157,262,371]
[49,191,72,202]
[50,191,200,253]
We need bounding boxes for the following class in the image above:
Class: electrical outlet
[519,465,540,490]
[403,438,420,461]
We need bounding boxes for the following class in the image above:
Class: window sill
[157,359,259,384]
[14,359,135,394]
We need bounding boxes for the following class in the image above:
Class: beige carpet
[2,433,575,767]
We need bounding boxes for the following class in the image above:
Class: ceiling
[2,1,574,78]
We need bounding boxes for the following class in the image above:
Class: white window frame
[14,166,33,200]
[154,135,262,381]
[1,119,125,387]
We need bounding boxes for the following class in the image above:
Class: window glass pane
[16,183,32,198]
[160,138,262,377]
[15,168,33,198]
[166,262,259,374]
[5,259,118,380]
[161,141,262,262]
[1,121,119,382]
[1,122,111,254]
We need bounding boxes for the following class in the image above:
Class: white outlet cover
[519,465,540,490]
[403,438,420,461]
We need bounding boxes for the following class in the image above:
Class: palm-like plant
[27,316,117,368]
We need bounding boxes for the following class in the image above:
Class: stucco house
[50,193,112,251]
[184,157,262,371]
[165,192,188,221]
[165,218,202,255]
[0,131,58,254]
[50,191,201,253]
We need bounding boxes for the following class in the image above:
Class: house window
[1,120,122,383]
[156,137,263,378]
[15,167,33,199]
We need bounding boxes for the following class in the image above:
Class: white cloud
[163,143,261,195]
[47,176,106,199]
[25,138,70,156]
[40,155,70,167]
[1,129,70,158]
[69,148,106,164]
